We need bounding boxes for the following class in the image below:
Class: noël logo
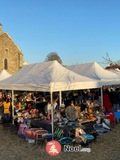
[64,145,82,152]
[63,145,91,153]
[46,140,61,156]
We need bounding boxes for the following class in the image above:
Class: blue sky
[0,0,120,67]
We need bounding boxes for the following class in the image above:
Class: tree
[102,53,120,70]
[45,52,62,64]
[102,53,114,65]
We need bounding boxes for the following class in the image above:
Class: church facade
[0,23,24,75]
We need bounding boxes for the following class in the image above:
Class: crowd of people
[0,86,119,126]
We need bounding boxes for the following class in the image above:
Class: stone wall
[0,32,23,75]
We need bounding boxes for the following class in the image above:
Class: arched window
[4,59,8,70]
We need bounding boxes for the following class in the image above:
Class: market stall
[0,60,102,134]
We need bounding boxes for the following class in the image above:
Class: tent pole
[100,87,103,107]
[59,91,62,107]
[50,91,54,137]
[11,90,15,125]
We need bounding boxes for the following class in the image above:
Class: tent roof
[66,62,120,86]
[0,69,11,81]
[106,68,120,76]
[0,61,101,92]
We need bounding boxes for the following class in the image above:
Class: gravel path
[0,123,120,160]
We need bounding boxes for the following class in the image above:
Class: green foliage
[45,52,62,64]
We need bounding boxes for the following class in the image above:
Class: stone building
[0,23,24,75]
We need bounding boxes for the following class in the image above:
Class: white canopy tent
[0,69,11,81]
[67,62,120,109]
[106,68,120,76]
[66,62,120,86]
[0,61,102,134]
[0,61,102,91]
